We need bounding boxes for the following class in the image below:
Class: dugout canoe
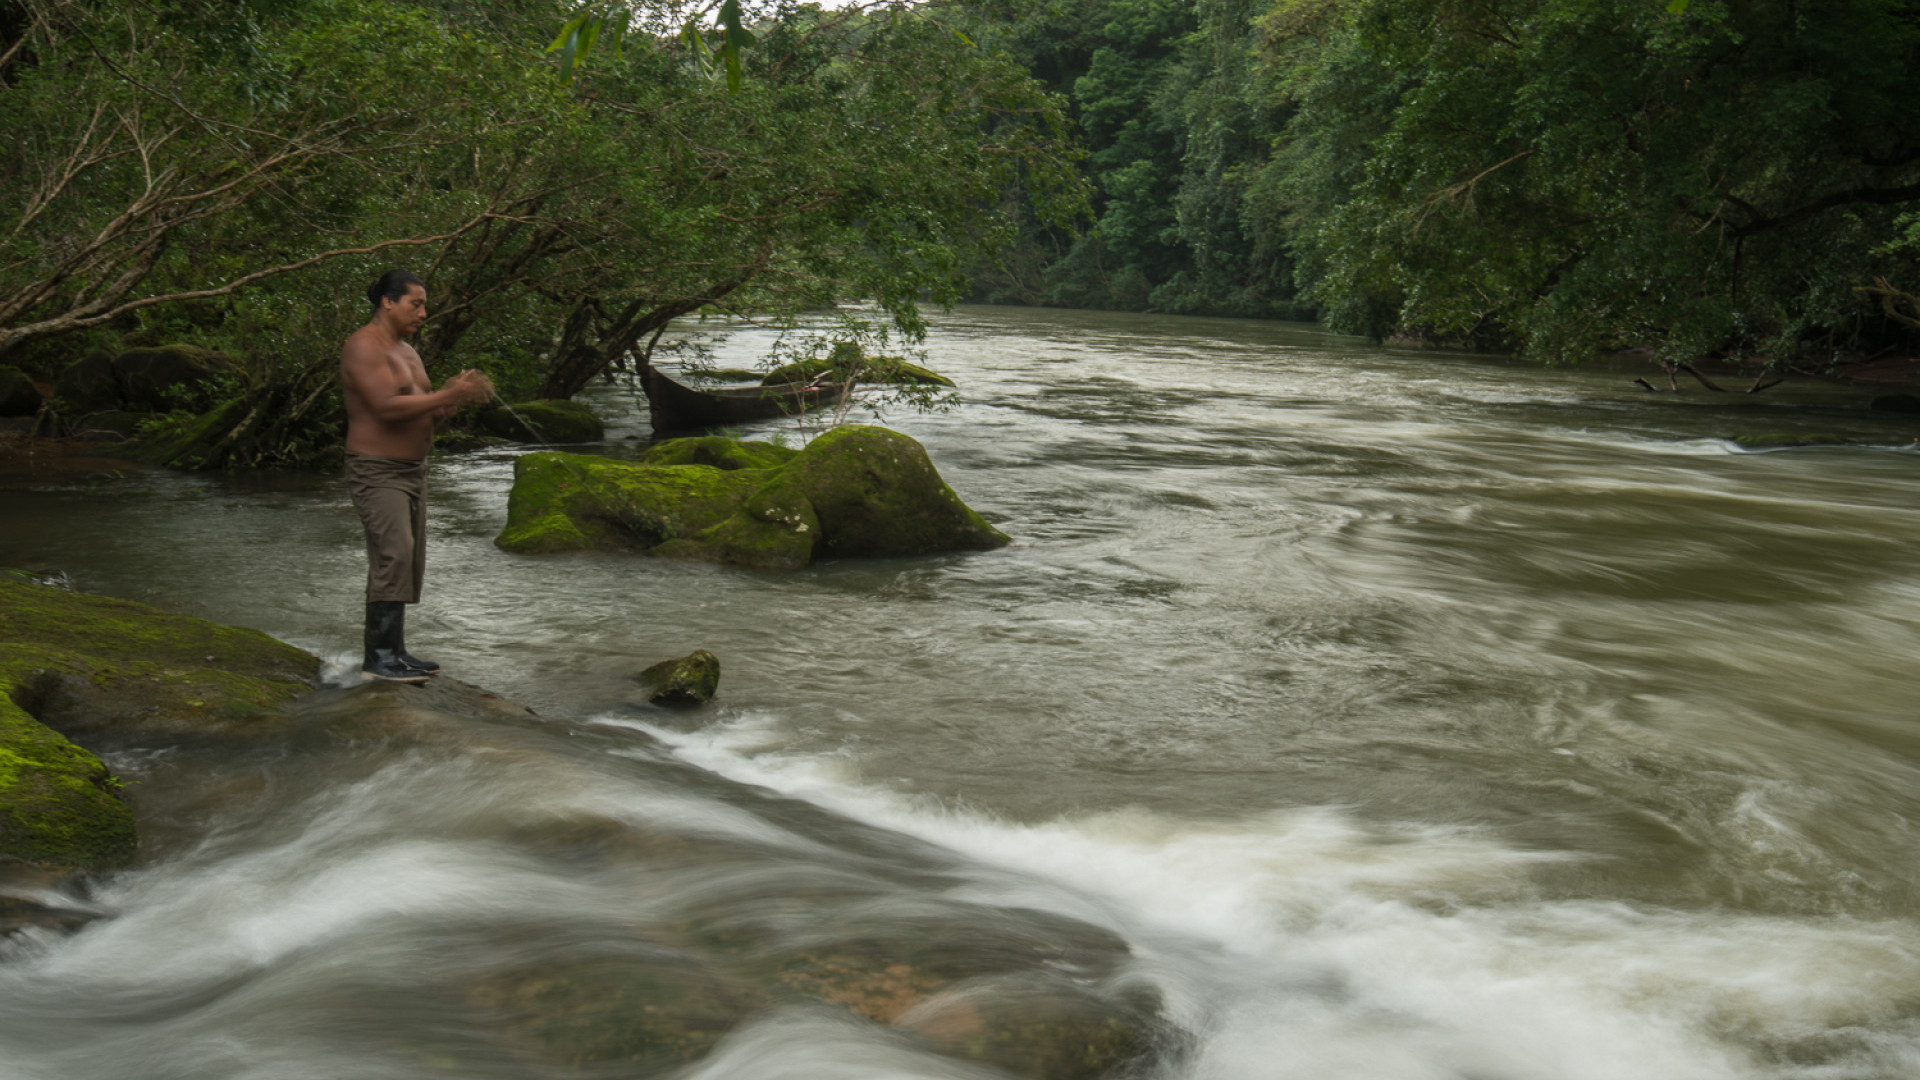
[644,369,838,431]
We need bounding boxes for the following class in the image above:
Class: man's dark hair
[366,269,425,311]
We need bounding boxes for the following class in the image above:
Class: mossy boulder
[0,574,317,868]
[479,400,604,444]
[638,650,720,707]
[495,426,1008,569]
[54,351,120,412]
[0,366,40,417]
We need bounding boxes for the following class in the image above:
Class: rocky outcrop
[637,650,720,706]
[496,426,1008,569]
[0,573,316,870]
[479,400,605,443]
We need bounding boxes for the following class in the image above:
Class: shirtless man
[341,269,493,682]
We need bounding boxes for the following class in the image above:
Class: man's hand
[443,369,496,406]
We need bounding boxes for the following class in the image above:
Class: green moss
[0,576,318,868]
[637,650,721,706]
[767,426,1009,557]
[479,399,605,443]
[127,396,248,467]
[638,436,799,472]
[497,429,1007,568]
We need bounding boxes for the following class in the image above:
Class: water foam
[604,711,1920,1080]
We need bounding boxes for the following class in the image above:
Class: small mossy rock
[638,650,720,707]
[479,400,604,443]
[113,345,231,411]
[54,351,120,412]
[1731,432,1855,449]
[0,366,40,417]
[1868,393,1920,414]
[496,428,1007,568]
[638,435,798,472]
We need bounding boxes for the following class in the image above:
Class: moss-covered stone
[637,650,720,707]
[0,365,40,417]
[637,435,798,472]
[479,400,604,443]
[0,576,317,868]
[496,426,1008,568]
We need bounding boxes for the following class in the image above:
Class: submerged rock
[495,426,1008,569]
[638,650,720,707]
[0,573,316,869]
[479,400,605,444]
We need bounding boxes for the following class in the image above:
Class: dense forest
[964,0,1920,369]
[2,0,1919,467]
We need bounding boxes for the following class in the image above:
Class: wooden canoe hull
[645,369,837,432]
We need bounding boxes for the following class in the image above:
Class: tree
[1262,0,1920,362]
[0,0,547,364]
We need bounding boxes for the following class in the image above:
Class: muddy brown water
[4,306,1920,1078]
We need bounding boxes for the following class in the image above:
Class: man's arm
[341,337,492,421]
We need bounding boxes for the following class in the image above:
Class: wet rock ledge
[0,571,314,871]
[0,576,1163,1080]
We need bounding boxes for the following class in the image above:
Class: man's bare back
[340,281,492,459]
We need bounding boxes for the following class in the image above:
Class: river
[3,306,1919,1078]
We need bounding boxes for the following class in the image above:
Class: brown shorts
[346,452,428,603]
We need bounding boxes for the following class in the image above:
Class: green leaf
[545,15,585,54]
[725,45,742,94]
[1665,0,1689,12]
[558,25,579,80]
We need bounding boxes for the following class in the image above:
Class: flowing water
[4,306,1920,1078]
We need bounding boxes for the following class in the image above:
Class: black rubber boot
[391,603,440,675]
[363,601,430,683]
